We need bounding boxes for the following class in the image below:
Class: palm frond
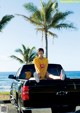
[0,15,14,31]
[29,52,37,62]
[40,0,46,21]
[49,11,73,28]
[47,0,52,6]
[54,23,76,29]
[36,27,45,32]
[23,54,29,63]
[48,31,58,38]
[24,3,43,26]
[17,14,43,26]
[28,47,36,58]
[51,1,58,10]
[46,2,53,23]
[45,1,58,23]
[30,47,36,54]
[16,14,31,22]
[22,44,27,53]
[40,0,47,8]
[24,2,38,14]
[15,49,23,55]
[31,10,43,24]
[40,0,58,24]
[29,17,43,26]
[23,48,30,62]
[10,55,24,64]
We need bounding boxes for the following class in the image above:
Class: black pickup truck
[8,64,80,113]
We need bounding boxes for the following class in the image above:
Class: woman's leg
[33,72,40,83]
[46,72,60,80]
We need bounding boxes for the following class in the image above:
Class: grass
[0,91,10,100]
[0,91,10,95]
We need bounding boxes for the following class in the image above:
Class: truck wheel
[10,90,15,104]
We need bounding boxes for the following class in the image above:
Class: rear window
[48,65,62,76]
[19,64,63,79]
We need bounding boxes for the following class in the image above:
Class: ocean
[0,71,80,92]
[0,72,16,92]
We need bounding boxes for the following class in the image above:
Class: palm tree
[18,0,75,58]
[10,44,37,64]
[0,15,14,32]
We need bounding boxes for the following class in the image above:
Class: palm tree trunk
[45,30,48,58]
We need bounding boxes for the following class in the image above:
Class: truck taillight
[22,86,29,100]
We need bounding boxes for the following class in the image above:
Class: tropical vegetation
[0,15,14,32]
[10,44,37,64]
[18,0,75,57]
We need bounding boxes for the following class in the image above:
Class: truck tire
[10,90,16,105]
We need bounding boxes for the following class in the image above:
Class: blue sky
[0,0,80,71]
